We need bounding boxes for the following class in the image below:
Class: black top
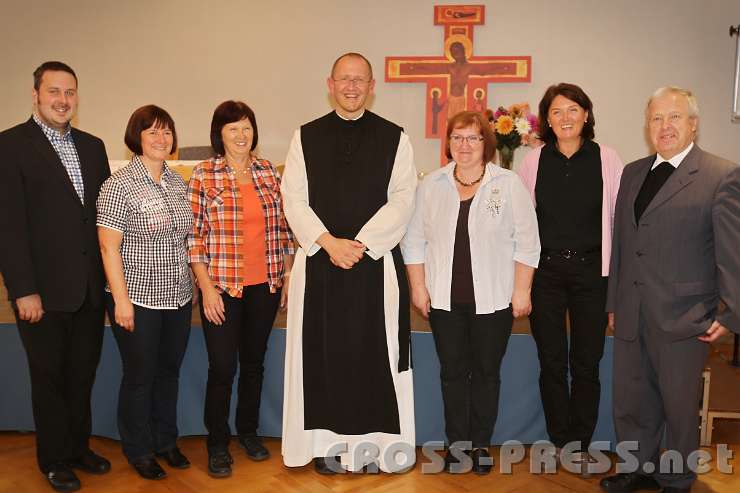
[299,111,409,435]
[451,197,475,307]
[535,140,603,250]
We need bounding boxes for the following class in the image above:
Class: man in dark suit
[0,62,111,492]
[600,87,740,493]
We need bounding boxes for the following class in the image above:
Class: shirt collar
[132,154,173,187]
[214,155,261,174]
[335,110,365,121]
[653,142,694,170]
[33,112,72,141]
[545,139,595,161]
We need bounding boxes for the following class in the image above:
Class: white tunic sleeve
[356,132,417,260]
[281,129,329,257]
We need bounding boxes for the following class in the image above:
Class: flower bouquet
[487,103,540,169]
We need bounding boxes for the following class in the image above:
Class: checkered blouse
[187,156,294,297]
[97,156,194,308]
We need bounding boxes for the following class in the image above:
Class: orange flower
[495,115,515,135]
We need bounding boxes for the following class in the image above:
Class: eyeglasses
[332,77,371,87]
[449,134,484,146]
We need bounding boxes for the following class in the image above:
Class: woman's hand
[511,289,532,318]
[115,298,135,332]
[411,285,431,318]
[280,275,290,312]
[201,285,226,325]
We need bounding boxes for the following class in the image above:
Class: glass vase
[499,146,515,170]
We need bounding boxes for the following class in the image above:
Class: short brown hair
[210,100,258,156]
[33,61,77,91]
[445,111,497,163]
[124,105,177,155]
[538,83,595,144]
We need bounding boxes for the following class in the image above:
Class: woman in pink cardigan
[518,83,623,463]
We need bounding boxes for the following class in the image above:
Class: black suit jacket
[0,117,110,312]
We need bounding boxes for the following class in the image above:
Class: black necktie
[634,161,675,222]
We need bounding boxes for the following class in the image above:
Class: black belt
[541,246,600,260]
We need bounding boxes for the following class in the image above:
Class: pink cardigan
[517,143,624,276]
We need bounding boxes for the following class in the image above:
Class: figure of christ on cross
[387,34,530,164]
[402,41,519,119]
[386,5,530,164]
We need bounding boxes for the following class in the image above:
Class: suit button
[636,251,644,257]
[82,249,87,255]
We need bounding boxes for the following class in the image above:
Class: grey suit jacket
[606,144,740,341]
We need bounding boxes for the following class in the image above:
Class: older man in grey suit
[600,87,740,493]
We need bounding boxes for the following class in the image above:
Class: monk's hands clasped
[319,233,366,269]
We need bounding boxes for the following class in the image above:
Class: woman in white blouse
[402,111,540,474]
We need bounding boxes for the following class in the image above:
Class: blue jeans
[107,294,192,462]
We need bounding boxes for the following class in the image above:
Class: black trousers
[429,305,513,448]
[201,283,280,452]
[15,290,105,473]
[529,251,608,449]
[107,295,192,462]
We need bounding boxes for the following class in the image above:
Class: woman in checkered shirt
[97,105,194,479]
[187,101,295,478]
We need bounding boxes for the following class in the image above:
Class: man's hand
[16,294,44,323]
[607,312,615,331]
[511,289,532,318]
[318,233,365,269]
[698,320,729,343]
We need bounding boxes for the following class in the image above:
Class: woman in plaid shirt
[187,101,294,477]
[97,105,194,480]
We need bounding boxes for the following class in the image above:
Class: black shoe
[314,456,342,475]
[238,435,270,461]
[155,447,190,469]
[661,488,690,493]
[131,458,167,480]
[208,450,233,478]
[68,450,111,475]
[444,448,470,474]
[600,472,661,492]
[471,448,493,475]
[45,464,80,492]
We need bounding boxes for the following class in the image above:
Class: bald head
[330,52,373,80]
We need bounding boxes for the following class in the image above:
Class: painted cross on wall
[385,4,531,165]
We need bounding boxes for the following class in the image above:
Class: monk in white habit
[280,52,417,474]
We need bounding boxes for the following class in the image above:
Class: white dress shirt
[652,141,694,170]
[401,162,540,314]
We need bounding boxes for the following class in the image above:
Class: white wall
[1,0,739,172]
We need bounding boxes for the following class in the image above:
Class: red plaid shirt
[187,156,294,297]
